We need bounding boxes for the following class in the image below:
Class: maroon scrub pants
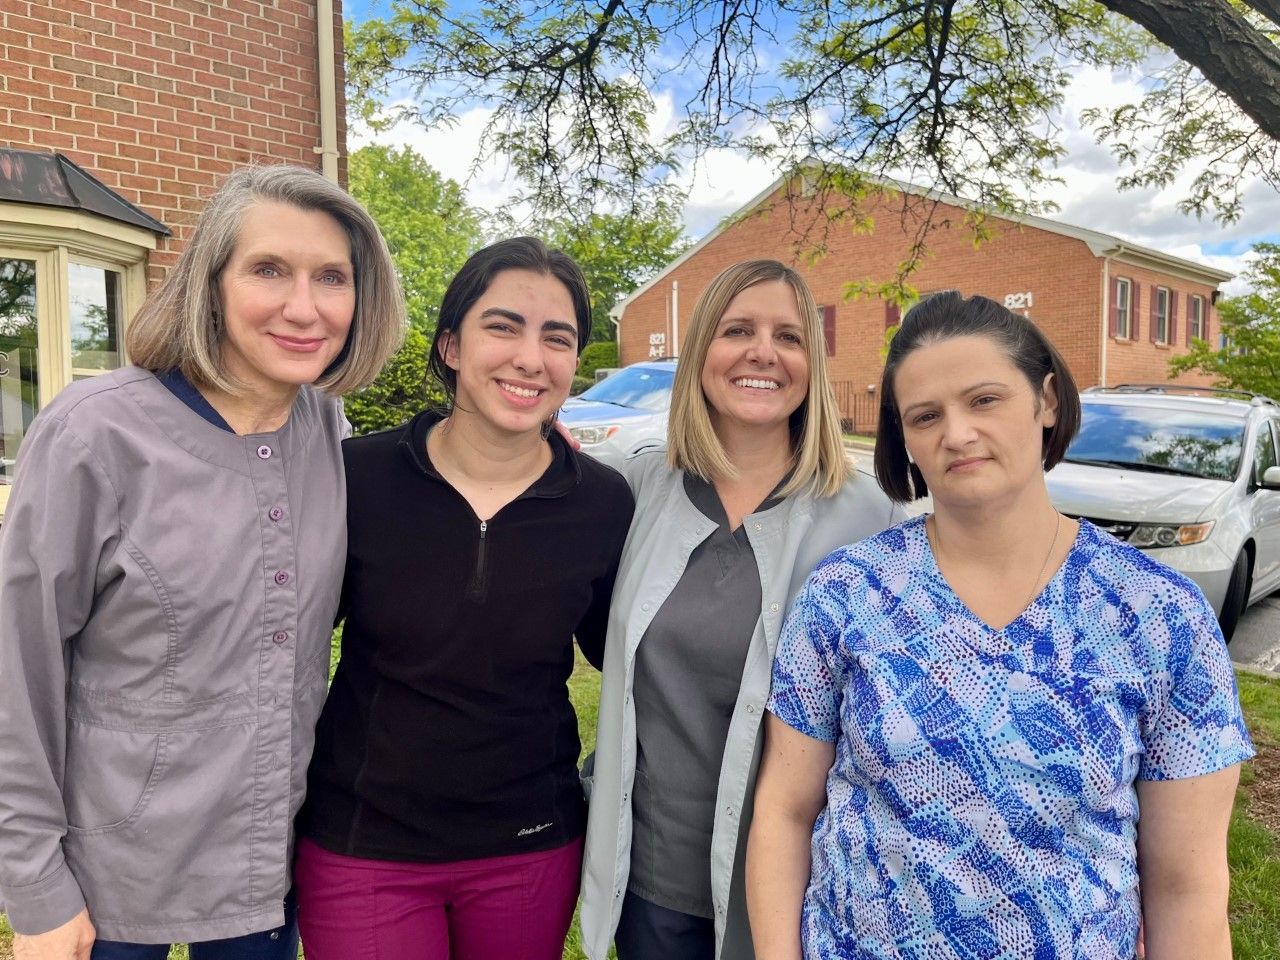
[294,835,582,960]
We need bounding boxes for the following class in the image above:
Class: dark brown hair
[427,236,591,404]
[874,291,1081,502]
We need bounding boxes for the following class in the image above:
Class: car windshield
[577,365,675,412]
[1065,402,1245,481]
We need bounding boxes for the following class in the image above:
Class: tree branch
[1099,0,1280,141]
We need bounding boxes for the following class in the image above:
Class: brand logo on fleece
[517,822,553,837]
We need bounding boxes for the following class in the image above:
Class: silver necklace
[1021,512,1062,611]
[931,511,1062,614]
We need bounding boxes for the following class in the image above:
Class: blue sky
[341,1,1279,291]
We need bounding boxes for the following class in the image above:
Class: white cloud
[671,147,777,236]
[352,103,525,214]
[1036,65,1279,284]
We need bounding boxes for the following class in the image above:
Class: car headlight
[1129,521,1215,548]
[568,424,620,445]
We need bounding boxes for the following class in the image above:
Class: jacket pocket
[64,723,167,834]
[63,683,255,834]
[62,685,259,925]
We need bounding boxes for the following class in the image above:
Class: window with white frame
[1114,277,1132,339]
[1188,294,1205,341]
[1154,286,1170,344]
[0,220,155,515]
[0,152,166,515]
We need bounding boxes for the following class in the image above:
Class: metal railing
[831,382,879,434]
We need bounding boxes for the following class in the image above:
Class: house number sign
[1004,292,1034,310]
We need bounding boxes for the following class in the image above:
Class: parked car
[1046,385,1280,640]
[558,359,676,469]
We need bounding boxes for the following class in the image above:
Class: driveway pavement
[1230,593,1280,674]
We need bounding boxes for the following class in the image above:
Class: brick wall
[1102,264,1219,388]
[1,0,346,283]
[620,186,1223,424]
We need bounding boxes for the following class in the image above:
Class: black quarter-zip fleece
[301,410,634,862]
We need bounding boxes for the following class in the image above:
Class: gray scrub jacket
[0,367,347,943]
[580,451,903,960]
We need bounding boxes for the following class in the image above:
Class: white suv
[1046,385,1280,641]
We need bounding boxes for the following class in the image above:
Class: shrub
[579,341,618,382]
[344,326,445,435]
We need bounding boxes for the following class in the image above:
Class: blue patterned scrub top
[768,515,1254,960]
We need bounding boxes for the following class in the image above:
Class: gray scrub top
[629,473,781,917]
[0,366,348,942]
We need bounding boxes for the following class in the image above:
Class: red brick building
[0,0,347,514]
[614,174,1233,432]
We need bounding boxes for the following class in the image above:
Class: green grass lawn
[1228,670,1280,959]
[4,664,1278,960]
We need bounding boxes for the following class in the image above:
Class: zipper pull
[479,519,487,539]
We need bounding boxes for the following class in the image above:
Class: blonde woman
[0,164,403,960]
[579,260,902,960]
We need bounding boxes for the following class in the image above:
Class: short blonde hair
[126,163,404,396]
[666,260,851,498]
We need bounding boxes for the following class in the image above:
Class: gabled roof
[0,148,170,236]
[611,166,1233,319]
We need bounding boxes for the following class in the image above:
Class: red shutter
[822,305,836,356]
[1149,285,1159,342]
[1168,292,1178,345]
[885,301,900,329]
[1185,293,1194,342]
[1130,282,1141,340]
[1109,277,1120,337]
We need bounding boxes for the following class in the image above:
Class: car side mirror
[1263,465,1280,490]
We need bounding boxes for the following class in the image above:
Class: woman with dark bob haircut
[295,237,634,960]
[750,291,1252,959]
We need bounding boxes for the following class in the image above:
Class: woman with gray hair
[0,164,404,960]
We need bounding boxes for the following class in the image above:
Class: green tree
[344,145,480,434]
[344,326,446,435]
[346,0,1280,236]
[1169,242,1280,400]
[0,259,37,341]
[348,143,483,332]
[539,202,690,343]
[579,341,619,381]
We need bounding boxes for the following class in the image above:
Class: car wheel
[1218,551,1250,643]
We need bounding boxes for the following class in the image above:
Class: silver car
[1046,385,1280,640]
[558,359,677,470]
